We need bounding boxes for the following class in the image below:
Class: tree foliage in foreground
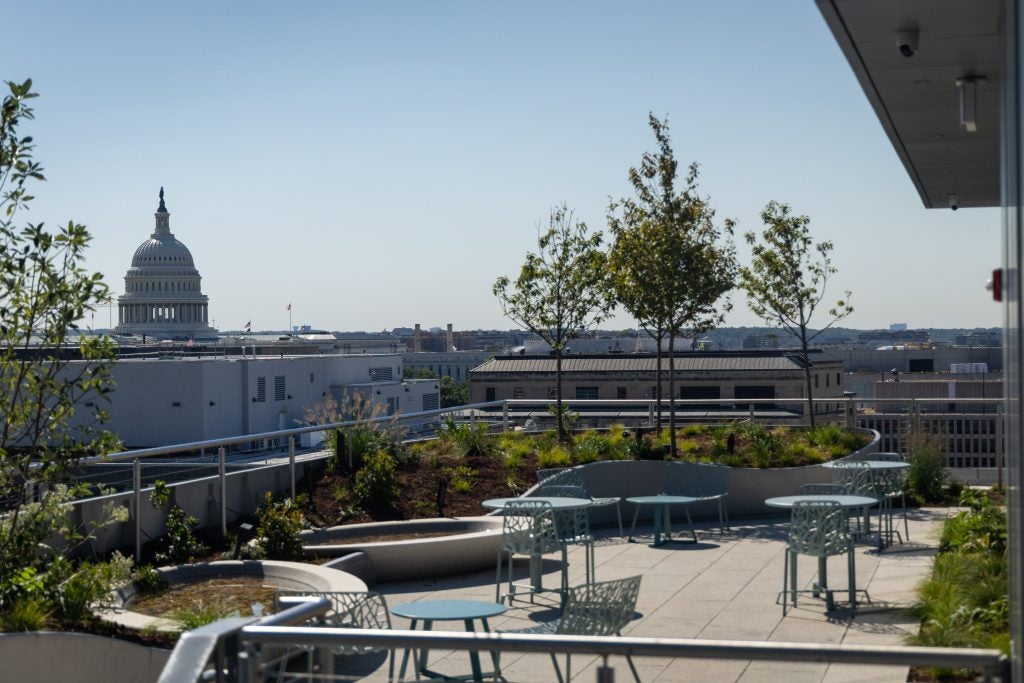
[739,201,852,427]
[609,114,736,455]
[493,205,613,441]
[0,78,120,599]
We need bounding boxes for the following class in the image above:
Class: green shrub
[353,450,398,507]
[170,599,236,630]
[151,481,207,564]
[446,465,476,493]
[440,419,492,457]
[680,424,705,437]
[573,431,606,464]
[132,564,168,594]
[940,490,1007,555]
[4,596,52,631]
[537,443,572,468]
[907,438,949,503]
[255,493,306,561]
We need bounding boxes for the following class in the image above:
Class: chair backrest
[501,499,562,555]
[830,461,876,497]
[274,590,391,654]
[664,461,727,498]
[537,467,588,492]
[799,483,849,495]
[556,575,642,637]
[788,500,849,558]
[873,452,907,462]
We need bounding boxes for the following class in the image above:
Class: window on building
[547,387,557,399]
[309,373,314,383]
[274,376,286,401]
[836,372,841,385]
[369,367,393,381]
[814,374,819,388]
[423,393,440,411]
[513,387,524,399]
[617,386,627,399]
[485,387,496,402]
[576,387,599,400]
[386,397,398,415]
[256,376,266,402]
[826,374,830,387]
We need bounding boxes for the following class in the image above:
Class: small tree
[439,376,469,408]
[609,115,736,455]
[0,79,119,593]
[493,205,613,441]
[739,201,853,427]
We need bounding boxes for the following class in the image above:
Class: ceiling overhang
[816,0,1004,209]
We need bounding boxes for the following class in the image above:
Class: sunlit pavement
[334,508,948,682]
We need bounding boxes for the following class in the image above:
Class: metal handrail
[230,626,1009,682]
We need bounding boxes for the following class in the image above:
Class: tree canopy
[609,114,736,454]
[739,200,852,426]
[493,204,613,440]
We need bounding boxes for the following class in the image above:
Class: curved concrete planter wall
[530,428,880,524]
[100,559,365,632]
[0,632,170,683]
[301,516,504,583]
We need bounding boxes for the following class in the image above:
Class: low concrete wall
[0,631,170,683]
[302,517,504,583]
[102,559,365,632]
[530,428,880,524]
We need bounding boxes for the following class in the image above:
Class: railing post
[288,436,296,500]
[219,446,227,537]
[133,457,142,563]
[503,401,509,433]
[648,401,654,428]
[996,403,1004,490]
[596,656,616,683]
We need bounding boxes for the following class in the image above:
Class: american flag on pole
[286,303,291,311]
[244,321,251,332]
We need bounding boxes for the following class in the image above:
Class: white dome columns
[113,189,218,340]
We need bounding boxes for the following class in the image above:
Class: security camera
[895,29,918,58]
[948,193,959,211]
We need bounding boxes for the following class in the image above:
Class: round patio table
[391,599,507,682]
[625,494,701,547]
[820,460,910,548]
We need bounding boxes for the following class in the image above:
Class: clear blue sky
[6,1,1001,333]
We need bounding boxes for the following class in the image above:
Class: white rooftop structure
[114,188,218,340]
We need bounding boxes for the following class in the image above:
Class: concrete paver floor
[321,507,949,682]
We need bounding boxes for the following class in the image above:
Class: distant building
[115,189,217,341]
[742,334,780,349]
[66,353,437,448]
[469,350,845,417]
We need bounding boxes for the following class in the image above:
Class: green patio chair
[537,466,625,538]
[799,483,849,495]
[496,499,567,604]
[873,452,909,544]
[664,461,730,532]
[496,574,643,683]
[781,500,865,615]
[830,460,877,536]
[274,590,396,682]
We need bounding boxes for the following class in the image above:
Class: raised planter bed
[301,516,504,583]
[99,559,364,632]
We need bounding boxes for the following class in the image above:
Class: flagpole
[288,304,292,332]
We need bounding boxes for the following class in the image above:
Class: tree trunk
[556,347,566,442]
[668,331,677,458]
[655,331,664,429]
[800,335,815,428]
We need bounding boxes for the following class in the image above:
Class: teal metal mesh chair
[830,460,877,537]
[873,453,909,544]
[496,499,567,604]
[536,466,624,537]
[531,484,597,585]
[781,500,864,615]
[496,574,643,683]
[799,483,849,495]
[664,461,730,532]
[274,590,395,681]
